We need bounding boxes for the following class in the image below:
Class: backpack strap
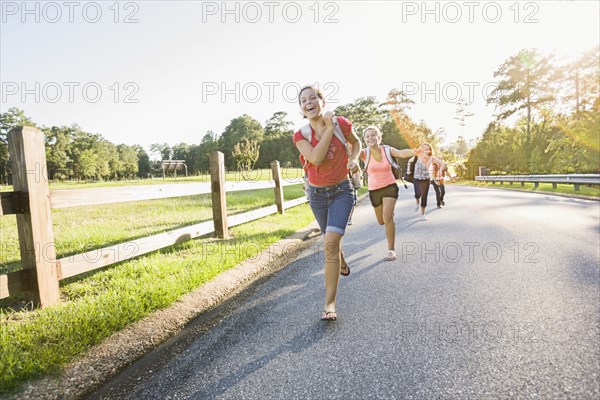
[301,117,350,156]
[332,117,350,156]
[300,124,312,141]
[365,145,399,172]
[406,156,417,174]
[382,145,400,169]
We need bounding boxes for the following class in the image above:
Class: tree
[196,131,219,173]
[45,125,74,180]
[454,136,469,157]
[116,144,139,179]
[97,141,117,179]
[468,121,528,175]
[379,118,410,151]
[264,111,293,139]
[454,98,474,138]
[380,88,415,113]
[334,97,386,136]
[380,89,419,148]
[487,48,561,139]
[546,104,600,173]
[132,145,150,178]
[149,143,171,161]
[69,129,108,180]
[232,138,261,174]
[258,112,295,168]
[219,115,263,169]
[73,148,98,180]
[0,108,37,183]
[562,46,600,114]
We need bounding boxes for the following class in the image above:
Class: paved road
[90,185,599,399]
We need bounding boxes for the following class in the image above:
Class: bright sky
[1,0,599,153]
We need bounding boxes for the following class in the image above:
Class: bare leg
[382,197,397,251]
[373,205,384,225]
[323,231,343,314]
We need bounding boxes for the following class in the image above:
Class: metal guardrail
[475,174,600,190]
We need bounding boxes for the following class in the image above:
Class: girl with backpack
[360,126,421,261]
[409,142,446,221]
[293,85,362,322]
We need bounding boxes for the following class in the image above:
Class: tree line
[0,46,597,184]
[467,46,599,177]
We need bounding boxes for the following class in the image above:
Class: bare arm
[294,113,335,165]
[346,128,362,173]
[431,157,447,179]
[358,148,366,162]
[432,157,446,168]
[390,147,418,158]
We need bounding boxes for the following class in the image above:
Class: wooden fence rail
[0,127,308,307]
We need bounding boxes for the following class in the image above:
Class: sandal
[321,311,337,321]
[386,250,397,261]
[340,261,350,276]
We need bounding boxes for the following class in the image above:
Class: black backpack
[403,156,417,183]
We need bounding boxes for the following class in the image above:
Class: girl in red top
[361,126,420,261]
[293,85,361,321]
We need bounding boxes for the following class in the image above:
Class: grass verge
[453,180,599,198]
[0,185,314,393]
[0,185,306,275]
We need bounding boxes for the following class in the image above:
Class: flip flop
[386,250,397,261]
[321,311,337,321]
[340,261,350,276]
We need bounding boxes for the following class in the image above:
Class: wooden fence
[0,127,307,307]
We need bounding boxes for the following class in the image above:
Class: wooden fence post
[210,151,228,239]
[271,160,284,214]
[8,126,60,307]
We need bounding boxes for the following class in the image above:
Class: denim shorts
[307,179,355,235]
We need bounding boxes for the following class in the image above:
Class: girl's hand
[347,159,359,174]
[323,111,334,126]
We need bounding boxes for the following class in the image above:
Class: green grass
[0,168,305,191]
[454,180,600,197]
[0,183,314,393]
[0,185,306,275]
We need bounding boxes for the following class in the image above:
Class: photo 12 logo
[400,1,540,24]
[1,1,140,24]
[399,319,540,345]
[400,81,543,104]
[201,1,340,23]
[1,81,140,104]
[201,81,339,104]
[400,241,540,264]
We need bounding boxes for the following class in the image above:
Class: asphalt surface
[89,185,600,400]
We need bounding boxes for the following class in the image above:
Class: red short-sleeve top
[293,116,353,186]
